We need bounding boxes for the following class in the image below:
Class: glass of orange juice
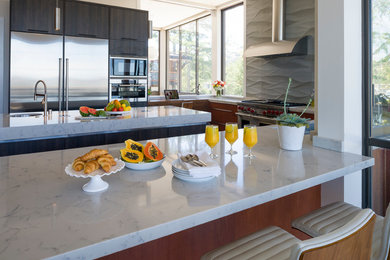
[243,125,258,158]
[225,122,238,155]
[205,125,219,158]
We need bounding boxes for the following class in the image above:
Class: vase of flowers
[213,80,225,97]
[276,78,313,151]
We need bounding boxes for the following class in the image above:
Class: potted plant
[276,78,312,151]
[212,80,225,97]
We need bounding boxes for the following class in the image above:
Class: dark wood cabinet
[11,0,63,35]
[65,1,109,39]
[110,39,147,57]
[110,7,148,57]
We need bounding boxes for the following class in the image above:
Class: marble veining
[0,126,373,259]
[0,106,211,141]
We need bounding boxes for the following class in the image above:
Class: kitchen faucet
[34,80,48,117]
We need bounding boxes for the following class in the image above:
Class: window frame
[149,30,161,96]
[165,14,211,94]
[221,2,244,97]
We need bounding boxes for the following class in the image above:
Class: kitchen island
[0,106,211,156]
[0,126,373,260]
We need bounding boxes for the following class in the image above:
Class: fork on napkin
[178,151,221,178]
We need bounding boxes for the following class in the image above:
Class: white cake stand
[65,159,125,192]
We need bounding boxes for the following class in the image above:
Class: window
[166,15,212,94]
[222,4,244,96]
[148,30,160,95]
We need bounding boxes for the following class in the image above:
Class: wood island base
[101,186,321,260]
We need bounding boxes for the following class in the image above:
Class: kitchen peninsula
[0,106,210,156]
[0,126,373,260]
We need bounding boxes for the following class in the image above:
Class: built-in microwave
[110,57,148,77]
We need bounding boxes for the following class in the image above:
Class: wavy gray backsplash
[246,0,314,103]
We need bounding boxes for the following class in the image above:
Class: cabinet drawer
[209,102,237,113]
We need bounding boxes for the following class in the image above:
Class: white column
[211,10,221,81]
[315,0,362,207]
[159,30,167,95]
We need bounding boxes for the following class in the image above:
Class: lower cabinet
[209,102,238,131]
[148,100,238,131]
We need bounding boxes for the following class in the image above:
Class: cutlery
[189,154,207,167]
[180,155,205,167]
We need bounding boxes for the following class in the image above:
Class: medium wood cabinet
[11,0,63,35]
[110,7,148,57]
[209,102,238,131]
[65,1,109,39]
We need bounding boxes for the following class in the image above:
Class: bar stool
[202,209,375,260]
[291,202,390,260]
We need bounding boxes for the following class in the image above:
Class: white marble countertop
[0,106,211,142]
[0,126,373,259]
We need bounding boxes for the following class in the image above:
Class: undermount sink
[10,112,43,117]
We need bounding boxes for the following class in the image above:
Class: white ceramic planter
[277,125,306,151]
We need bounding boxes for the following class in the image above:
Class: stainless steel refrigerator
[10,32,109,112]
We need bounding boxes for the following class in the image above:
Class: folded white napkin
[177,151,221,178]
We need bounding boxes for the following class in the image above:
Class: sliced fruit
[120,148,143,163]
[88,108,98,116]
[144,142,163,161]
[79,106,90,117]
[120,99,130,107]
[125,139,144,153]
[106,103,115,111]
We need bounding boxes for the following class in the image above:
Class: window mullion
[196,20,199,94]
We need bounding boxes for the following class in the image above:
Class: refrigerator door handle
[58,58,63,113]
[65,58,69,113]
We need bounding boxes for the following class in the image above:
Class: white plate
[172,171,215,182]
[124,156,165,171]
[105,111,131,115]
[171,159,191,173]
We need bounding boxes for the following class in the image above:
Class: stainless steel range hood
[245,0,310,58]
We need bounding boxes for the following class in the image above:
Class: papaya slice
[144,142,163,161]
[125,139,144,153]
[120,148,143,163]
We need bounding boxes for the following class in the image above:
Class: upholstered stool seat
[291,201,390,260]
[291,201,363,237]
[203,209,376,260]
[201,226,300,260]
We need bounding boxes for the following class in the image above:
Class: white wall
[0,0,9,114]
[315,0,363,207]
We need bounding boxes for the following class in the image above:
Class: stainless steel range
[237,100,306,127]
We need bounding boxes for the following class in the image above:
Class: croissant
[97,156,112,172]
[72,157,85,171]
[80,149,108,162]
[84,160,100,174]
[99,154,116,166]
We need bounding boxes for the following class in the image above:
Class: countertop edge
[48,156,374,260]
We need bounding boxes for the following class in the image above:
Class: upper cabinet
[11,0,64,35]
[65,1,109,39]
[110,7,148,57]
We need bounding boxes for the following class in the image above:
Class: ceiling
[140,0,238,28]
